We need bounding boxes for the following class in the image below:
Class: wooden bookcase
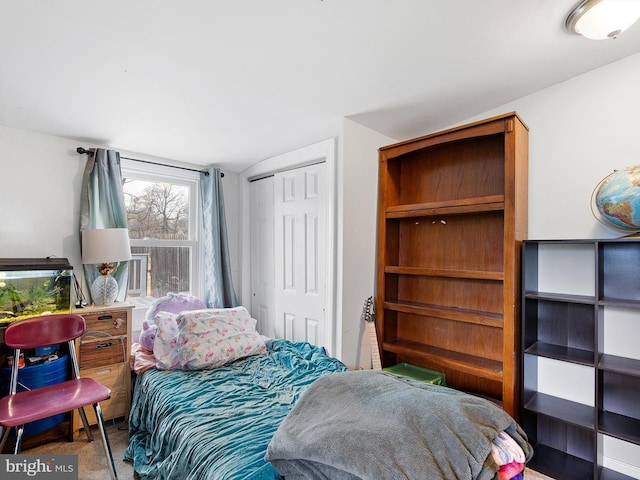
[375,112,528,417]
[522,239,640,480]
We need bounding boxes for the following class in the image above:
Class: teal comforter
[124,339,348,480]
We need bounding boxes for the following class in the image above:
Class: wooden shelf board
[382,338,503,381]
[524,291,596,305]
[524,393,594,430]
[599,354,640,377]
[385,196,504,218]
[599,410,640,444]
[384,301,503,328]
[527,444,594,480]
[523,239,596,245]
[379,112,514,156]
[524,342,594,366]
[600,467,638,480]
[599,297,640,308]
[385,266,504,280]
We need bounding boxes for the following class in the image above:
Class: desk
[71,304,133,438]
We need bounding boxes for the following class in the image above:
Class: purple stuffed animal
[138,320,157,352]
[145,292,207,320]
[139,292,207,352]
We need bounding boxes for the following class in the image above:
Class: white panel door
[249,176,276,338]
[274,163,327,346]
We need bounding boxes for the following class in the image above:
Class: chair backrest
[4,314,86,350]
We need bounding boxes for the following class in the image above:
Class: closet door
[274,163,327,347]
[250,177,276,337]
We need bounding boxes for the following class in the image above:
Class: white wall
[0,126,85,265]
[0,126,241,309]
[335,52,640,366]
[337,119,395,368]
[3,51,639,367]
[459,52,640,240]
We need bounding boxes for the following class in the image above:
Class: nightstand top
[72,303,134,314]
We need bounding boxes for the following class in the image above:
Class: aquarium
[0,258,73,325]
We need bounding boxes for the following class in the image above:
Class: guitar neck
[366,321,382,371]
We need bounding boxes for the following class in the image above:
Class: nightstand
[72,303,133,438]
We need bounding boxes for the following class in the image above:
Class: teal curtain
[79,149,130,303]
[200,167,238,308]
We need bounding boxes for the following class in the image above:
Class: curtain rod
[76,147,223,177]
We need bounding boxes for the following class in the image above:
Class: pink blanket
[130,342,157,374]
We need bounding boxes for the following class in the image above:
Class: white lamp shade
[82,228,132,264]
[566,0,640,39]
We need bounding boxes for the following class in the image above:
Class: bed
[124,299,532,480]
[125,337,347,479]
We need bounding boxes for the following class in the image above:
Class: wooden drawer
[82,310,129,337]
[72,304,133,438]
[79,335,127,369]
[73,363,127,436]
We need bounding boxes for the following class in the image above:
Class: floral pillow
[153,311,180,370]
[175,307,266,370]
[152,306,266,370]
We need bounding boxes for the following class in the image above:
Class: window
[120,160,201,304]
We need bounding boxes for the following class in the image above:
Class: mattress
[124,338,348,480]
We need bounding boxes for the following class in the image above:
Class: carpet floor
[23,419,554,480]
[23,418,136,480]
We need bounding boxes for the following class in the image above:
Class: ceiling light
[566,0,640,39]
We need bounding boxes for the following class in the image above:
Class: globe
[592,165,640,232]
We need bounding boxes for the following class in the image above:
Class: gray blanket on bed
[265,370,532,480]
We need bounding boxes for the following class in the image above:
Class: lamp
[566,0,640,39]
[81,228,132,305]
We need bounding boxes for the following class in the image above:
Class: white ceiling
[2,0,640,172]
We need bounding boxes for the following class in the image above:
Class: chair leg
[77,406,95,442]
[93,402,118,480]
[0,426,10,452]
[13,425,24,454]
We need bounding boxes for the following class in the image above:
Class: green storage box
[383,363,446,386]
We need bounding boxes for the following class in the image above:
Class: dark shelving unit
[522,239,640,480]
